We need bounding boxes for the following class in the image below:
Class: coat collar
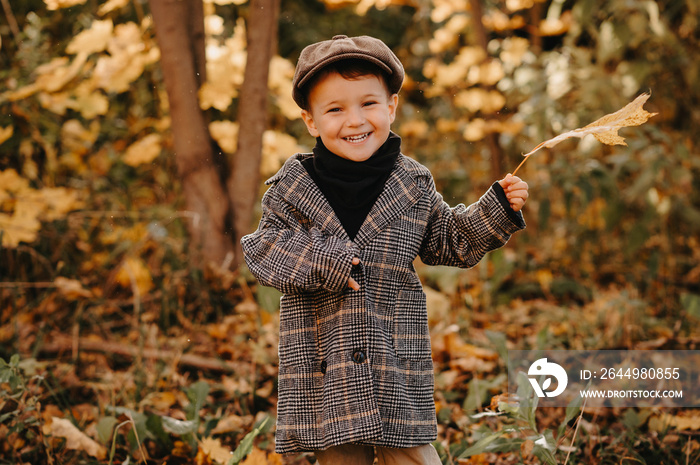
[266,153,428,247]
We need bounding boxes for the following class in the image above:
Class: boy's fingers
[348,277,360,290]
[510,197,526,211]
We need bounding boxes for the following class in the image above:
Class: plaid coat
[241,152,524,453]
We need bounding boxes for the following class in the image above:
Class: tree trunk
[149,0,234,268]
[228,0,280,268]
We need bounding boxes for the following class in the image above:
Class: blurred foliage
[1,0,699,463]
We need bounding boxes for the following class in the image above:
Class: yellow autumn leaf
[430,0,468,22]
[513,93,657,174]
[0,212,41,248]
[31,187,83,221]
[46,417,106,459]
[123,134,162,167]
[115,256,153,295]
[37,91,73,115]
[97,0,130,16]
[72,81,110,118]
[0,193,44,246]
[8,54,87,104]
[483,10,526,31]
[500,37,530,68]
[273,82,301,120]
[424,46,487,94]
[475,60,505,86]
[5,82,41,101]
[199,80,237,111]
[0,169,81,247]
[44,0,87,10]
[66,19,113,55]
[428,15,470,53]
[463,118,487,142]
[269,56,300,120]
[584,93,657,145]
[200,21,247,110]
[240,447,269,465]
[210,414,250,434]
[93,51,142,93]
[261,130,301,177]
[539,11,572,36]
[209,120,239,153]
[454,89,506,114]
[198,437,233,465]
[205,14,225,36]
[649,412,700,431]
[142,391,178,411]
[93,22,159,93]
[0,126,12,145]
[54,277,93,299]
[506,0,535,11]
[36,52,89,94]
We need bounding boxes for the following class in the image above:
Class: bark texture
[149,0,234,267]
[229,0,281,267]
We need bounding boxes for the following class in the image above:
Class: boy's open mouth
[343,132,371,143]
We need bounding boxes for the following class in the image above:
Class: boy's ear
[388,93,399,123]
[301,109,320,138]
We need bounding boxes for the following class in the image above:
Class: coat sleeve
[240,184,357,295]
[419,177,525,268]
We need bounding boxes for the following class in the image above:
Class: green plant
[0,355,50,463]
[456,372,585,464]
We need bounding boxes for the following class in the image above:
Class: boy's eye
[363,101,377,107]
[327,107,341,113]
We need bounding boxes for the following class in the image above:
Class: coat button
[352,350,366,364]
[320,360,327,374]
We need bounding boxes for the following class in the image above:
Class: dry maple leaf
[512,93,657,175]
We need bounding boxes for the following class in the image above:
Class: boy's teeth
[344,133,369,142]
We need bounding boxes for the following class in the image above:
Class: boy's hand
[498,173,529,212]
[348,257,361,290]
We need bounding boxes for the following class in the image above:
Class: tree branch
[39,335,241,374]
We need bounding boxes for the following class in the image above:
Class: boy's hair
[298,59,392,110]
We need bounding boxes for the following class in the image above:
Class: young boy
[241,35,528,464]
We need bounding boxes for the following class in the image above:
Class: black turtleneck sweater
[302,132,401,240]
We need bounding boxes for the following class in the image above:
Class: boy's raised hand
[498,173,529,212]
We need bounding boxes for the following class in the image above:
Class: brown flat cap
[292,35,404,108]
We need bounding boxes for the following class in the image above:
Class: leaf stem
[511,155,530,176]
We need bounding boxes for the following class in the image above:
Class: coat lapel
[267,153,424,247]
[353,155,424,248]
[266,154,349,240]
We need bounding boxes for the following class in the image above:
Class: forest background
[1,0,699,463]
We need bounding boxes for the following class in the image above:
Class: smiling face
[301,72,398,162]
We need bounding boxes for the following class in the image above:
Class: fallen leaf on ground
[649,412,700,431]
[46,417,106,459]
[197,437,232,464]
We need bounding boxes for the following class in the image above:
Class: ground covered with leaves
[2,238,699,464]
[2,0,700,463]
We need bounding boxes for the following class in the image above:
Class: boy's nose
[346,107,365,126]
